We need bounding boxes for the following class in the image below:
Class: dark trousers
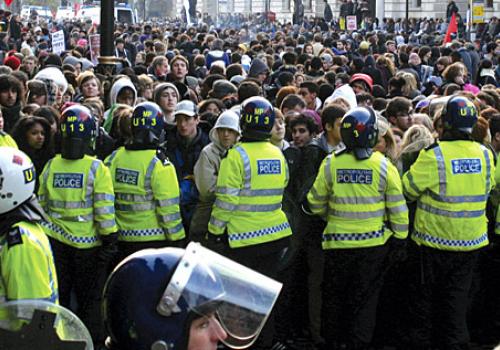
[49,238,104,343]
[322,244,389,349]
[408,244,479,350]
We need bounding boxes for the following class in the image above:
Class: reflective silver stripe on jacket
[330,208,385,219]
[99,219,117,229]
[166,223,184,235]
[160,212,182,223]
[386,194,405,202]
[333,196,381,205]
[144,157,159,191]
[310,186,329,202]
[378,157,388,193]
[48,212,94,221]
[216,187,283,197]
[235,146,252,190]
[48,199,93,209]
[209,216,228,228]
[434,146,446,196]
[104,149,119,167]
[325,156,333,188]
[391,223,409,232]
[116,203,155,211]
[157,197,180,207]
[95,193,115,202]
[86,160,100,201]
[386,204,408,215]
[115,193,154,202]
[406,172,421,196]
[417,202,484,218]
[95,206,115,215]
[481,145,491,195]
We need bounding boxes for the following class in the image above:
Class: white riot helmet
[0,147,36,215]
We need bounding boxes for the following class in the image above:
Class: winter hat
[209,110,241,143]
[63,55,82,67]
[153,82,180,105]
[209,80,237,99]
[4,55,20,70]
[44,53,63,68]
[248,58,269,78]
[230,75,245,86]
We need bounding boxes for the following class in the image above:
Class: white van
[77,4,136,25]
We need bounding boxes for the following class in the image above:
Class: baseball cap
[174,100,198,118]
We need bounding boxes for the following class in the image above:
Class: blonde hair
[398,124,434,157]
[396,72,418,98]
[377,116,398,164]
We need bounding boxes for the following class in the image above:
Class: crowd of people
[2,5,500,350]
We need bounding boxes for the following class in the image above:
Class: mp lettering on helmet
[257,160,281,175]
[451,158,482,174]
[53,173,84,188]
[337,169,373,184]
[23,167,35,184]
[116,168,139,185]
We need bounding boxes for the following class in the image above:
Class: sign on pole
[346,15,357,31]
[51,30,65,55]
[89,34,100,65]
[472,2,484,24]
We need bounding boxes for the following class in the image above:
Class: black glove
[204,232,227,254]
[99,233,118,264]
[388,238,408,264]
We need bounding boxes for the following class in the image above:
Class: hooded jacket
[103,78,137,133]
[248,58,269,78]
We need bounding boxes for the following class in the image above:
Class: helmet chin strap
[0,195,47,236]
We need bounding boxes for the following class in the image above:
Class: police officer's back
[105,102,186,260]
[38,105,117,342]
[307,107,408,349]
[402,96,495,349]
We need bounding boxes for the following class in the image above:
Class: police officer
[206,96,291,349]
[102,242,282,350]
[0,147,58,303]
[105,102,185,260]
[207,96,292,273]
[402,96,495,350]
[38,105,117,342]
[307,106,409,350]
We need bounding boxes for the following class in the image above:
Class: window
[486,0,493,8]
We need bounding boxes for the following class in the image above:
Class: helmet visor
[157,242,282,349]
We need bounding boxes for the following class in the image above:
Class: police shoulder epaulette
[6,227,23,248]
[156,150,171,166]
[424,142,439,151]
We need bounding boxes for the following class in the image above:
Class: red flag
[444,13,458,44]
[4,0,13,6]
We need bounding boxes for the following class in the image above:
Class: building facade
[180,0,500,25]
